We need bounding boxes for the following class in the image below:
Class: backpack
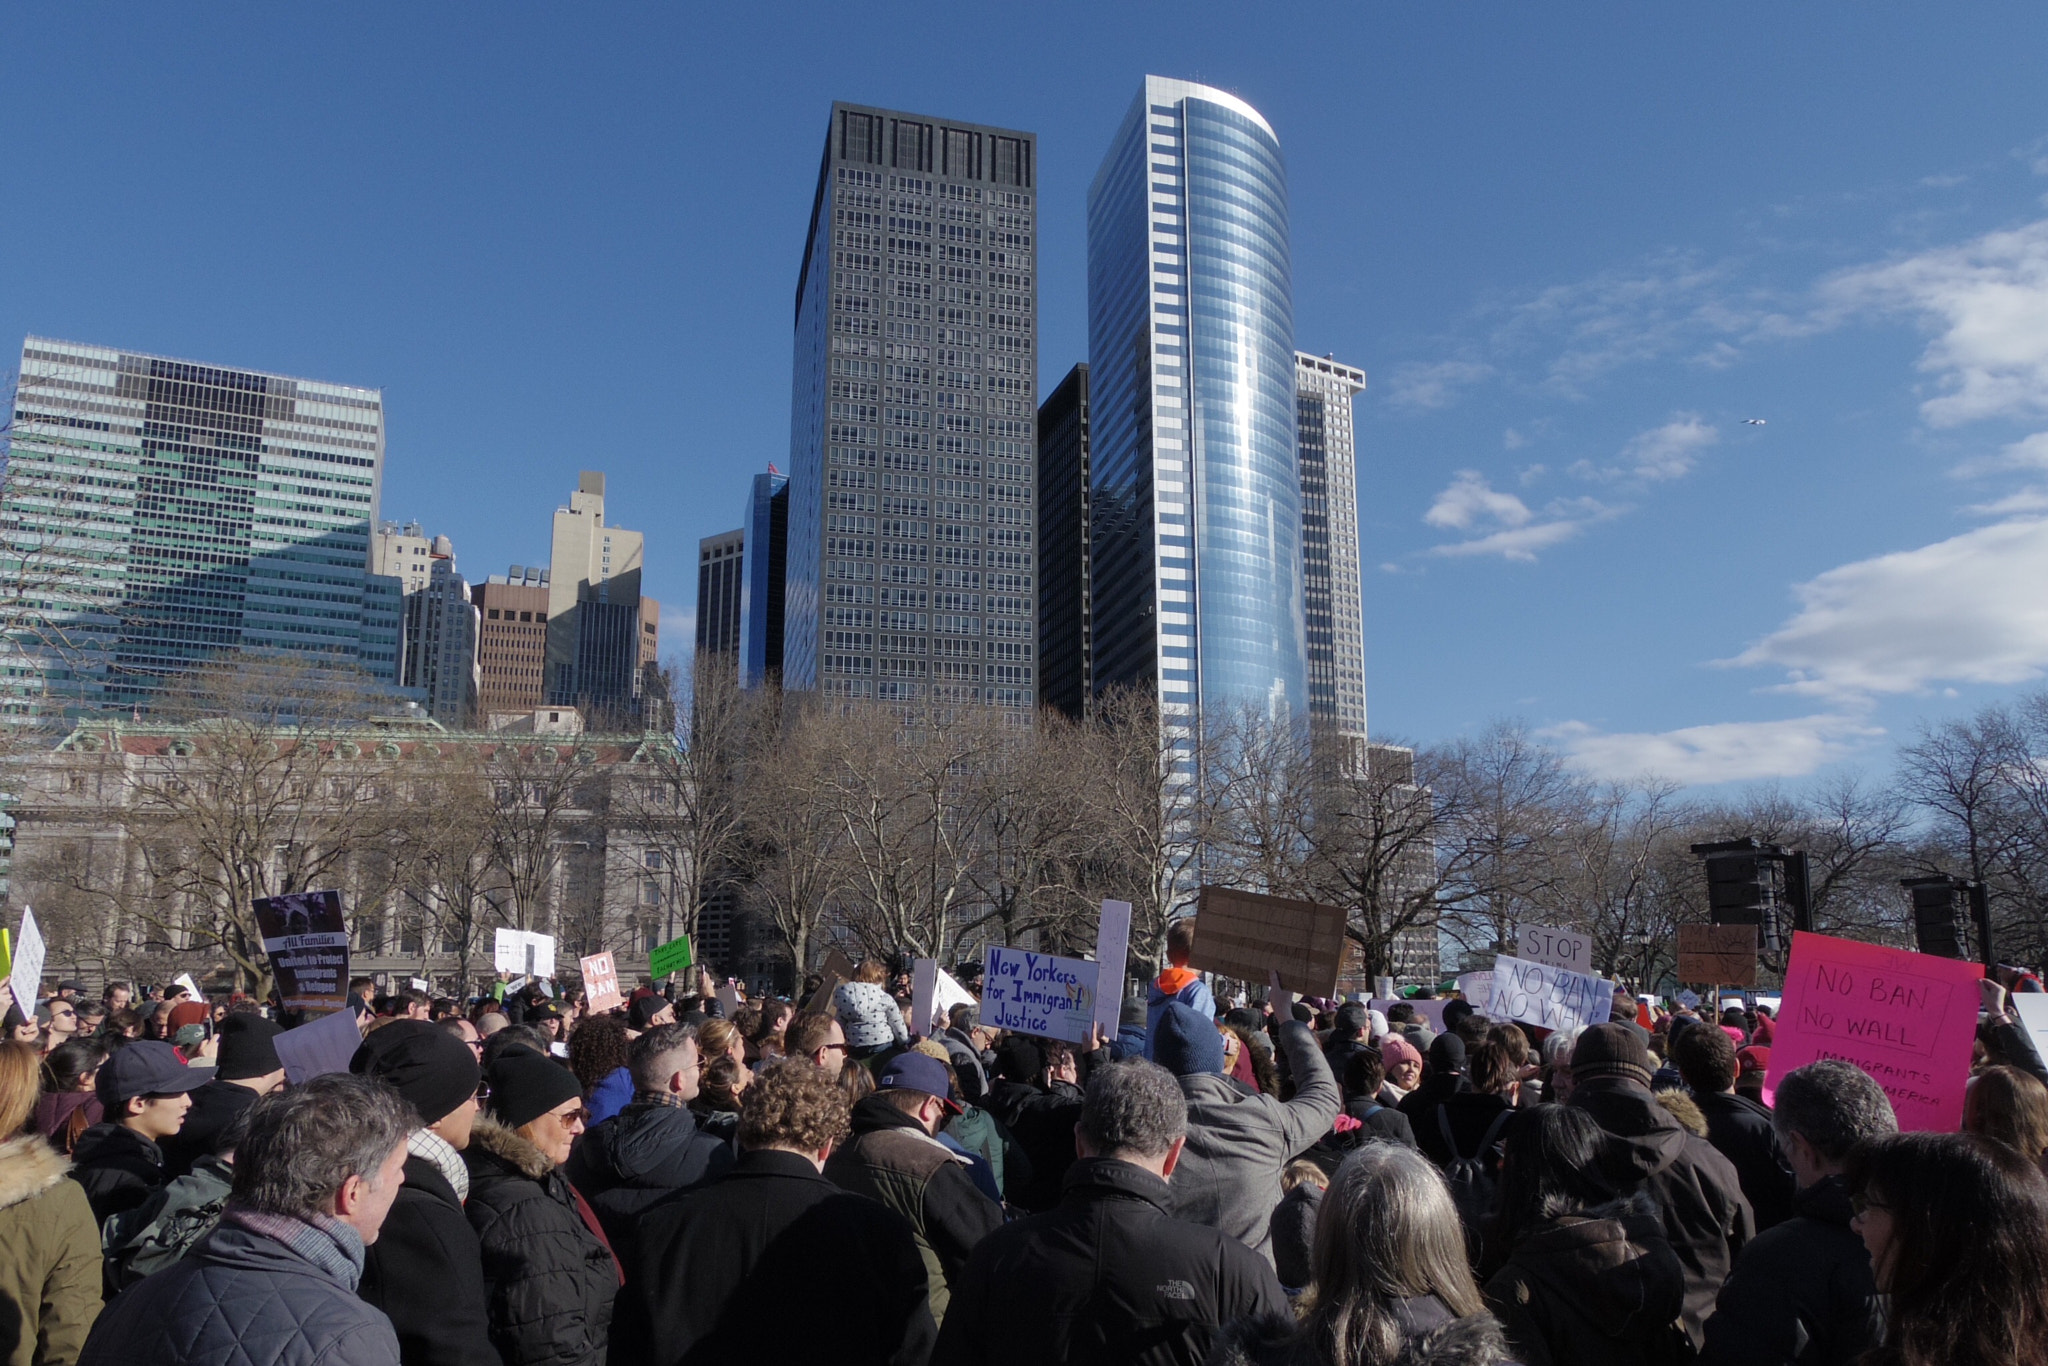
[1437,1104,1512,1236]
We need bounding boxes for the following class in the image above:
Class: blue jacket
[1144,974,1215,1061]
[584,1068,634,1127]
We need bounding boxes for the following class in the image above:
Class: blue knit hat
[1151,999,1226,1077]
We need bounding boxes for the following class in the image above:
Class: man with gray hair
[80,1074,412,1366]
[1699,1060,1899,1366]
[933,1058,1286,1366]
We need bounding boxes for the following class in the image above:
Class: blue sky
[6,4,2048,788]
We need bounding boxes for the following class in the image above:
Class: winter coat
[1269,1182,1320,1291]
[940,1030,991,1106]
[825,1094,1004,1327]
[1414,1093,1511,1172]
[68,1125,167,1228]
[995,1079,1085,1213]
[1145,971,1216,1060]
[582,1070,633,1128]
[1206,1297,1512,1366]
[941,1105,1031,1205]
[31,1094,99,1158]
[0,1134,101,1366]
[1571,1076,1754,1350]
[684,1104,738,1150]
[1483,1194,1689,1366]
[158,1079,260,1180]
[933,1157,1287,1366]
[359,1153,497,1366]
[1697,1174,1882,1366]
[1340,1096,1418,1149]
[1693,1090,1794,1231]
[563,1100,732,1273]
[77,1216,398,1366]
[608,1148,936,1366]
[463,1121,619,1366]
[1172,1021,1341,1264]
[102,1154,232,1291]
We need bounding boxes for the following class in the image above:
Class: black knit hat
[215,1015,284,1081]
[351,1021,480,1125]
[1571,1021,1655,1088]
[485,1048,582,1129]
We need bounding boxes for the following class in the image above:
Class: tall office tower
[1,336,393,715]
[1296,353,1369,765]
[737,467,789,688]
[544,472,658,721]
[1087,80,1306,747]
[474,567,550,717]
[696,529,744,672]
[1037,364,1090,719]
[785,102,1039,713]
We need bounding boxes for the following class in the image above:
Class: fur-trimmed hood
[1208,1305,1513,1366]
[0,1133,72,1212]
[464,1118,554,1182]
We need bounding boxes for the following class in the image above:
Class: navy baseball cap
[877,1052,962,1114]
[95,1040,208,1107]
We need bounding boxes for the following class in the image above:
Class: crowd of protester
[0,932,2040,1366]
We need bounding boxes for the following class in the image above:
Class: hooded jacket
[359,1152,497,1366]
[1482,1193,1689,1366]
[1696,1174,1882,1366]
[0,1134,101,1366]
[30,1094,100,1158]
[932,1157,1286,1366]
[1570,1076,1754,1350]
[463,1121,619,1366]
[1144,970,1215,1060]
[1206,1298,1513,1366]
[563,1100,733,1272]
[68,1124,168,1227]
[1170,1021,1340,1264]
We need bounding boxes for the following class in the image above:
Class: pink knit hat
[1378,1035,1423,1070]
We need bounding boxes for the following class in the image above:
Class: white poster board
[579,952,623,1013]
[2011,995,2048,1078]
[982,945,1096,1044]
[1092,899,1133,1033]
[1372,997,1448,1032]
[494,929,556,979]
[9,909,44,1014]
[1455,972,1494,1013]
[1516,923,1593,976]
[1491,954,1616,1033]
[912,959,939,1035]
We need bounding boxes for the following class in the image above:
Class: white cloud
[1544,714,1886,785]
[1572,414,1719,483]
[1726,515,2048,699]
[1430,520,1589,561]
[1424,471,1532,530]
[1503,428,1527,450]
[1422,471,1619,561]
[1384,359,1493,410]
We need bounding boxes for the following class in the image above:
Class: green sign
[649,933,693,979]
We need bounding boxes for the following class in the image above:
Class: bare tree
[1305,741,1458,981]
[739,696,848,972]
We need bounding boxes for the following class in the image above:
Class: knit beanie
[1571,1021,1655,1088]
[215,1016,284,1081]
[1428,1032,1467,1077]
[991,1035,1043,1084]
[1377,1033,1422,1072]
[833,981,900,1051]
[485,1049,581,1129]
[1151,1000,1226,1077]
[351,1020,481,1126]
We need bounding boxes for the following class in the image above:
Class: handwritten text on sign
[1516,924,1592,976]
[1766,930,1981,1131]
[1491,954,1616,1033]
[982,946,1097,1045]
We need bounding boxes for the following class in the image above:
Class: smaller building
[696,529,745,670]
[738,468,789,688]
[1037,364,1089,719]
[474,568,550,716]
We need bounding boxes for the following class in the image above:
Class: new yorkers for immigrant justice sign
[1767,930,1982,1132]
[982,945,1095,1045]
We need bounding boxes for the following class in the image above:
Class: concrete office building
[784,102,1038,713]
[474,567,550,718]
[1085,80,1307,751]
[737,467,789,688]
[1,336,399,714]
[373,521,481,728]
[1296,353,1369,764]
[696,528,745,672]
[1036,364,1090,720]
[544,472,658,722]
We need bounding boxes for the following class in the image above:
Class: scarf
[632,1089,687,1109]
[409,1127,469,1203]
[221,1205,366,1289]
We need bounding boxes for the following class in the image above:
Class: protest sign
[1372,997,1448,1032]
[408,977,429,993]
[1678,924,1758,986]
[1092,899,1133,1033]
[274,1004,365,1083]
[981,945,1096,1045]
[715,980,741,1018]
[1766,930,1981,1131]
[1516,923,1592,976]
[493,929,556,979]
[1191,886,1347,997]
[648,933,693,979]
[1490,954,1617,1033]
[1455,971,1494,1013]
[579,952,623,1013]
[803,948,859,1016]
[0,928,12,980]
[909,959,976,1035]
[1677,988,1701,1010]
[173,972,202,999]
[9,909,44,1014]
[254,890,350,1014]
[2010,995,2048,1079]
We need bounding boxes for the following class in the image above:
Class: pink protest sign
[1766,930,1982,1132]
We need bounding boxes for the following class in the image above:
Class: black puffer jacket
[1207,1297,1512,1366]
[993,1080,1085,1213]
[563,1100,732,1272]
[68,1124,167,1227]
[360,1153,497,1366]
[1482,1193,1688,1366]
[1693,1090,1794,1231]
[157,1080,259,1180]
[934,1157,1287,1366]
[1570,1078,1753,1351]
[1696,1174,1882,1366]
[463,1122,619,1366]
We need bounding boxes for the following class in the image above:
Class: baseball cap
[876,1051,962,1114]
[95,1040,208,1107]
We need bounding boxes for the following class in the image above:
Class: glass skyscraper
[785,102,1038,713]
[1,336,395,714]
[1296,352,1369,759]
[1087,78,1307,739]
[696,528,745,674]
[1036,363,1090,719]
[737,467,788,688]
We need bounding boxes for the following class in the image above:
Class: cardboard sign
[579,952,623,1013]
[648,933,693,979]
[254,890,351,1014]
[982,945,1096,1044]
[1455,972,1494,1013]
[493,929,555,979]
[1678,924,1758,986]
[9,909,44,1015]
[1517,923,1593,976]
[803,949,858,1017]
[274,1004,365,1084]
[1191,886,1348,998]
[1766,930,1981,1132]
[715,981,741,1017]
[1490,954,1617,1033]
[1092,899,1134,1033]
